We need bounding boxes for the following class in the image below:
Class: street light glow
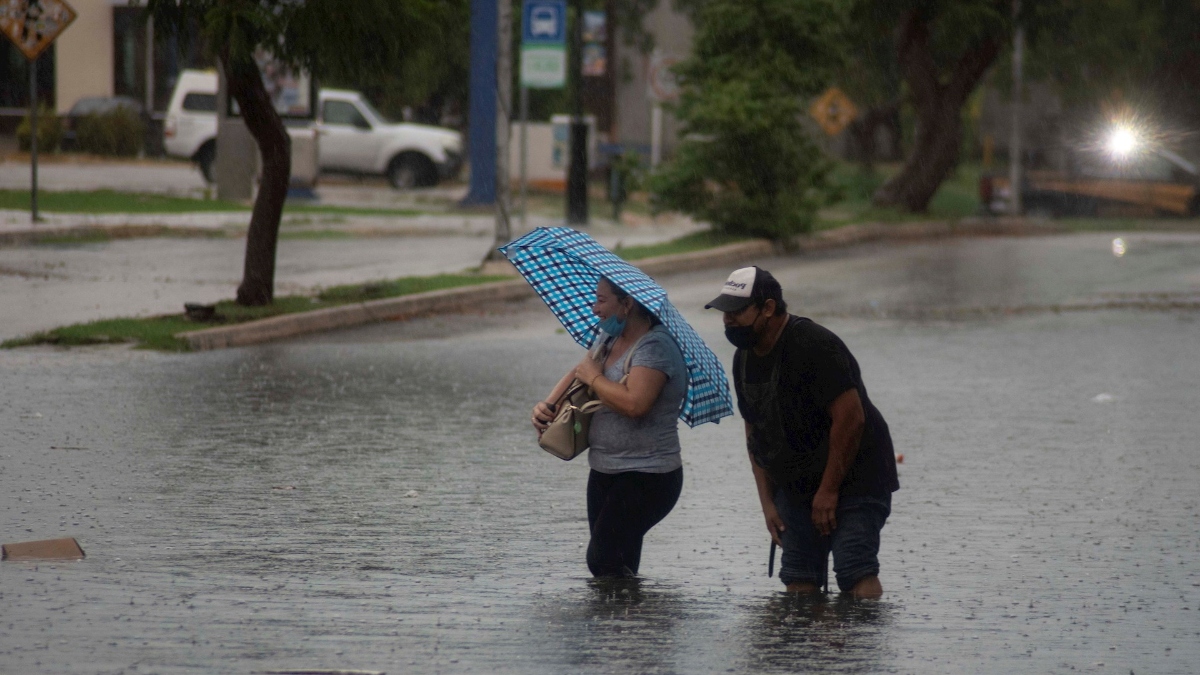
[1106,125,1140,160]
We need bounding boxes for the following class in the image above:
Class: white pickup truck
[163,70,463,189]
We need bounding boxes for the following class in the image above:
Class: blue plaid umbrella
[499,226,733,427]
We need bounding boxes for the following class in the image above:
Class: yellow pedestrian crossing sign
[810,87,858,136]
[0,0,77,61]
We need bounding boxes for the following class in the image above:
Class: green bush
[76,108,144,157]
[647,0,844,240]
[16,105,63,152]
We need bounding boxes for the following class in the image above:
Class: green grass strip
[817,162,983,228]
[2,274,509,352]
[0,189,246,214]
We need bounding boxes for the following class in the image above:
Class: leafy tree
[861,1,1015,212]
[144,0,452,305]
[320,0,470,125]
[1021,0,1200,150]
[649,0,843,239]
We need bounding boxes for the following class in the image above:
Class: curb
[180,279,533,351]
[177,218,1064,351]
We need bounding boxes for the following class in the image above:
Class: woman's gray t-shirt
[587,325,687,474]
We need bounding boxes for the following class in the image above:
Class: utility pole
[463,0,498,206]
[565,0,588,225]
[488,0,513,262]
[1009,0,1024,216]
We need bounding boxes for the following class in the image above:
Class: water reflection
[737,593,894,674]
[535,577,685,672]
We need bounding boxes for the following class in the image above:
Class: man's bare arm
[747,421,785,546]
[811,388,865,536]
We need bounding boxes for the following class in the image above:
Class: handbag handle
[607,331,651,380]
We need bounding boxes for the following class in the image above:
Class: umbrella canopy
[499,227,733,427]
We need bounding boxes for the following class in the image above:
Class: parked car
[62,96,145,152]
[162,70,463,188]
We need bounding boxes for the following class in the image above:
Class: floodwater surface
[2,232,1199,674]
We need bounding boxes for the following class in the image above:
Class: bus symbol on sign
[523,0,565,45]
[530,7,557,36]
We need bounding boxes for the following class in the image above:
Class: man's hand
[811,487,838,537]
[762,502,786,547]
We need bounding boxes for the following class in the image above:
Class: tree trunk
[222,51,291,306]
[872,10,1002,212]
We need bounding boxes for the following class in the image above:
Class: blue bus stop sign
[523,0,566,45]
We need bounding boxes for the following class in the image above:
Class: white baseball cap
[704,266,759,313]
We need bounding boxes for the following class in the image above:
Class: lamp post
[463,0,498,206]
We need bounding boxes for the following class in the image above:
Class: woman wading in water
[532,277,687,577]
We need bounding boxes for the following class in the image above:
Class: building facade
[0,0,204,131]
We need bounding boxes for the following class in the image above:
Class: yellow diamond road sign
[810,87,858,136]
[0,0,77,61]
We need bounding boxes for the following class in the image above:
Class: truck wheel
[387,154,435,190]
[195,142,217,184]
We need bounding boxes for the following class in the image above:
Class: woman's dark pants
[586,468,683,577]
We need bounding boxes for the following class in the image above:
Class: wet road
[3,232,1199,674]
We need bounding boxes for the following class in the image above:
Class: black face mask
[724,308,762,350]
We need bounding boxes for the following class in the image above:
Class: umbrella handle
[768,541,776,578]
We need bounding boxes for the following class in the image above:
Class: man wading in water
[706,267,899,598]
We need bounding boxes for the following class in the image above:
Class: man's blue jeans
[774,489,892,591]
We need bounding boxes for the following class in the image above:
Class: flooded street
[3,232,1199,674]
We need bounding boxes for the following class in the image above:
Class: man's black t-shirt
[734,316,899,499]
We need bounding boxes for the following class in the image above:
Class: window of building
[0,44,55,111]
[112,7,209,114]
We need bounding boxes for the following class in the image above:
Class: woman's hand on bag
[531,400,556,435]
[574,357,602,389]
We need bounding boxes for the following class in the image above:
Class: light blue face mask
[597,313,627,338]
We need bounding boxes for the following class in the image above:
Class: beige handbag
[539,334,647,460]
